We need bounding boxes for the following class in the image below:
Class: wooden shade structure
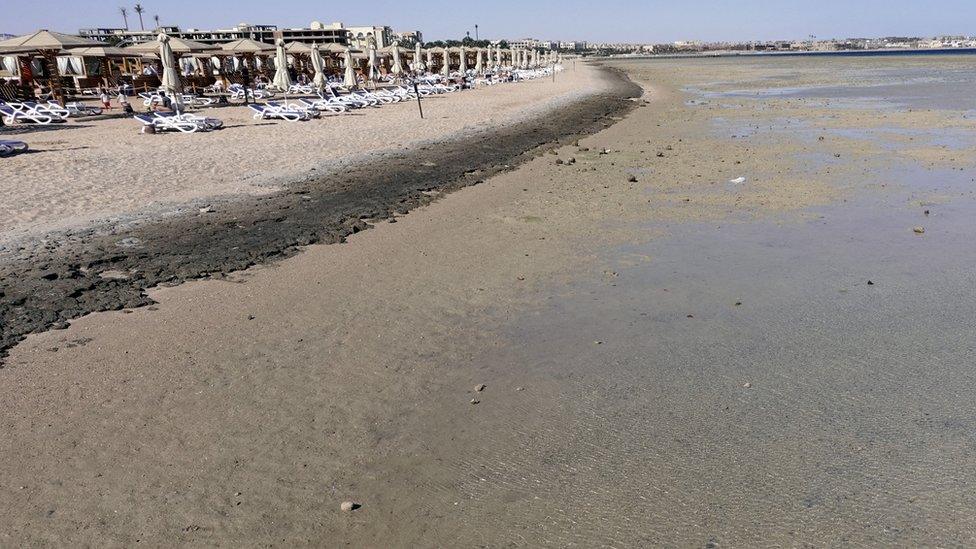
[0,30,106,103]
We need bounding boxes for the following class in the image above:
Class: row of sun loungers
[0,99,105,124]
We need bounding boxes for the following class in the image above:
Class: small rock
[388,218,398,223]
[474,384,486,392]
[199,205,215,214]
[656,152,665,157]
[555,159,564,165]
[924,209,930,216]
[913,226,925,234]
[628,175,638,182]
[340,501,360,512]
[734,301,742,306]
[515,387,525,391]
[867,280,874,285]
[743,382,752,389]
[516,275,525,281]
[470,399,480,405]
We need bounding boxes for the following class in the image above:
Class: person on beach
[99,89,112,110]
[118,92,132,114]
[154,91,173,112]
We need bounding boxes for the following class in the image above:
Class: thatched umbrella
[272,38,291,91]
[0,29,105,103]
[342,48,357,88]
[220,38,274,76]
[68,46,133,85]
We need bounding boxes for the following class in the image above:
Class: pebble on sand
[340,501,360,512]
[470,398,480,405]
[743,382,752,389]
[475,384,486,392]
[628,175,638,182]
[913,226,925,234]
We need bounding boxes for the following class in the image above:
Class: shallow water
[401,57,976,545]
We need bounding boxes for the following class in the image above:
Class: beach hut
[0,29,105,103]
[272,39,291,91]
[220,38,274,76]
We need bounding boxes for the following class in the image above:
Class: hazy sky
[4,0,975,43]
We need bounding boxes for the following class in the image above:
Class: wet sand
[3,56,976,545]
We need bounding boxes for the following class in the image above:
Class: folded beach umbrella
[426,49,434,72]
[311,42,326,92]
[414,42,425,72]
[495,46,502,68]
[475,48,483,74]
[343,47,357,87]
[272,38,292,91]
[532,49,539,68]
[441,49,450,76]
[459,46,467,73]
[158,33,184,111]
[367,45,380,81]
[390,42,403,76]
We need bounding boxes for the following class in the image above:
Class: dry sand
[0,63,599,247]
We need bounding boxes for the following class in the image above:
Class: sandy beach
[1,61,598,247]
[3,55,976,545]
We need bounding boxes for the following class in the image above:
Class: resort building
[344,25,396,49]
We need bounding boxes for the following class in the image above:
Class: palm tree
[134,4,145,31]
[119,7,129,30]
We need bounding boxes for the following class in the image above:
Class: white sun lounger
[248,104,309,122]
[0,103,55,124]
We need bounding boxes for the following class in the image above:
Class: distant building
[79,22,347,46]
[344,25,395,49]
[395,31,423,46]
[559,41,587,51]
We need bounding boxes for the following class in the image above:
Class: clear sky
[4,0,975,43]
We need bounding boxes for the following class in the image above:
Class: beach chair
[0,103,55,124]
[0,140,29,157]
[134,113,203,133]
[23,101,70,119]
[153,112,222,130]
[266,101,321,118]
[296,98,347,114]
[248,104,309,122]
[56,101,102,116]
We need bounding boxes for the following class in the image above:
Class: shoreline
[0,64,642,360]
[4,54,973,545]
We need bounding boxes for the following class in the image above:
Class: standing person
[118,91,132,114]
[99,88,112,110]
